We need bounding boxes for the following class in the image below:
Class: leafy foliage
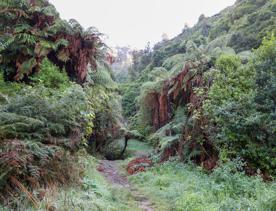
[0,78,90,203]
[0,0,106,83]
[84,66,125,154]
[120,0,276,176]
[0,84,86,141]
[0,139,80,207]
[0,0,123,209]
[120,82,140,117]
[204,36,276,175]
[0,0,276,209]
[30,59,70,89]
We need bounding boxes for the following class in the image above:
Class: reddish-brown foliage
[159,141,179,163]
[48,32,103,83]
[1,1,105,83]
[143,60,218,170]
[0,139,81,205]
[127,158,153,175]
[148,62,207,131]
[106,53,115,65]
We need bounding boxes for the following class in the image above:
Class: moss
[103,139,125,160]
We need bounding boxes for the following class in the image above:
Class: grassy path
[98,160,155,211]
[97,139,156,211]
[16,140,156,211]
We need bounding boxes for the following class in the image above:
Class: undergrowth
[5,154,140,211]
[129,160,276,211]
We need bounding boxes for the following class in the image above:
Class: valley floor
[8,140,276,211]
[98,160,155,211]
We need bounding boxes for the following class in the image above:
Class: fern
[0,0,106,83]
[159,135,180,150]
[14,33,37,45]
[13,24,31,33]
[0,93,9,104]
[88,65,117,89]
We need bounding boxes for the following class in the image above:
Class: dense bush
[0,0,105,83]
[31,59,70,89]
[208,19,230,41]
[1,0,275,209]
[0,54,107,207]
[204,36,276,175]
[0,74,23,97]
[0,80,90,206]
[121,82,140,117]
[85,66,125,154]
[0,84,86,140]
[228,32,261,52]
[0,139,80,207]
[120,0,276,178]
[0,55,122,209]
[0,0,124,209]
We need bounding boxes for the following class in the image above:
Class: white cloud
[49,0,236,49]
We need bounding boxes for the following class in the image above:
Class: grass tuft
[129,160,276,211]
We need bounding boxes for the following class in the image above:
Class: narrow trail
[97,160,155,211]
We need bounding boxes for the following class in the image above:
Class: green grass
[123,139,154,160]
[10,154,140,211]
[129,160,276,211]
[126,140,153,153]
[44,156,139,211]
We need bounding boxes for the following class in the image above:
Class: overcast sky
[49,0,236,49]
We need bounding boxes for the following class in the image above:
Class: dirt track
[97,160,155,211]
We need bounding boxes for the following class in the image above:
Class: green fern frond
[88,66,117,88]
[14,33,37,45]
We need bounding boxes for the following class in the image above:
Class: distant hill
[149,0,276,67]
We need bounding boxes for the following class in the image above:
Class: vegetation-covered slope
[150,0,276,67]
[122,0,276,176]
[0,0,127,208]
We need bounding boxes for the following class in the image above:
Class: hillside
[122,0,276,175]
[121,0,276,118]
[150,0,276,67]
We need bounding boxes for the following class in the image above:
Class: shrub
[0,73,23,97]
[204,36,276,175]
[31,59,70,90]
[121,82,140,117]
[0,85,86,142]
[0,83,89,206]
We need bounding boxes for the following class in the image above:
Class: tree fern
[88,65,117,89]
[0,0,106,83]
